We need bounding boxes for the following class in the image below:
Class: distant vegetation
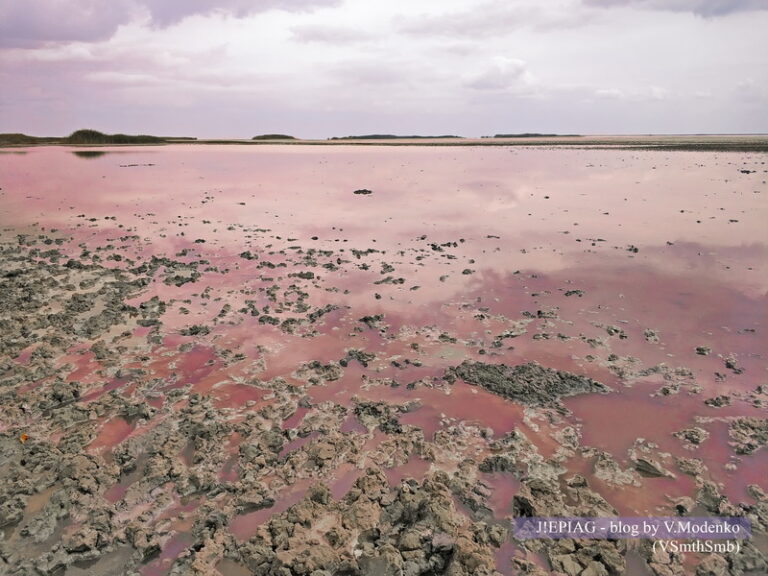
[1,130,173,146]
[3,131,768,152]
[66,129,164,144]
[490,133,581,138]
[252,134,297,140]
[329,134,462,140]
[0,133,58,145]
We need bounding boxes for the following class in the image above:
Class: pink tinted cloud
[0,0,133,47]
[140,0,340,27]
[583,0,768,17]
[0,0,340,47]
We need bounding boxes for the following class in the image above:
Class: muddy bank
[0,146,765,575]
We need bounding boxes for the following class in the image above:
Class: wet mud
[0,145,765,575]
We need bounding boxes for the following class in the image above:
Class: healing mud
[0,145,765,575]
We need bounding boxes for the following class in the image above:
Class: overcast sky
[1,0,766,138]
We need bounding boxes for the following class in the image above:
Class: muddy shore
[0,145,765,575]
[3,134,768,152]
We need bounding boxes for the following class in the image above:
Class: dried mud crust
[0,242,148,361]
[224,470,505,576]
[0,215,766,576]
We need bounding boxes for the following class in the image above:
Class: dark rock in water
[353,189,373,195]
[445,361,610,408]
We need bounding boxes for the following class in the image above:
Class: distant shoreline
[2,132,768,152]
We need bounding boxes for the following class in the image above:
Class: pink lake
[1,144,765,574]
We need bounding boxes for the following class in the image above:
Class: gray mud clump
[445,361,610,408]
[226,469,503,576]
[729,418,768,454]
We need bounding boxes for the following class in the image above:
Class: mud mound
[446,361,610,408]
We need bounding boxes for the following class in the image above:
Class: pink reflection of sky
[2,146,765,274]
[3,146,764,340]
[1,145,766,571]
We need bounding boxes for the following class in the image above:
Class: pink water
[2,145,765,574]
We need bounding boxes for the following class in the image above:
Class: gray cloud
[290,24,371,44]
[139,0,339,28]
[594,88,626,99]
[0,0,340,48]
[328,61,409,85]
[583,0,768,17]
[467,58,533,91]
[397,4,532,37]
[396,2,591,37]
[1,0,766,137]
[0,1,134,48]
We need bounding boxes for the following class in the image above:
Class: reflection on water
[72,150,107,159]
[0,145,765,575]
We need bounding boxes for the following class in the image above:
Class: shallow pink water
[2,145,765,574]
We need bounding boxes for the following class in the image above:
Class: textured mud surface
[0,146,765,575]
